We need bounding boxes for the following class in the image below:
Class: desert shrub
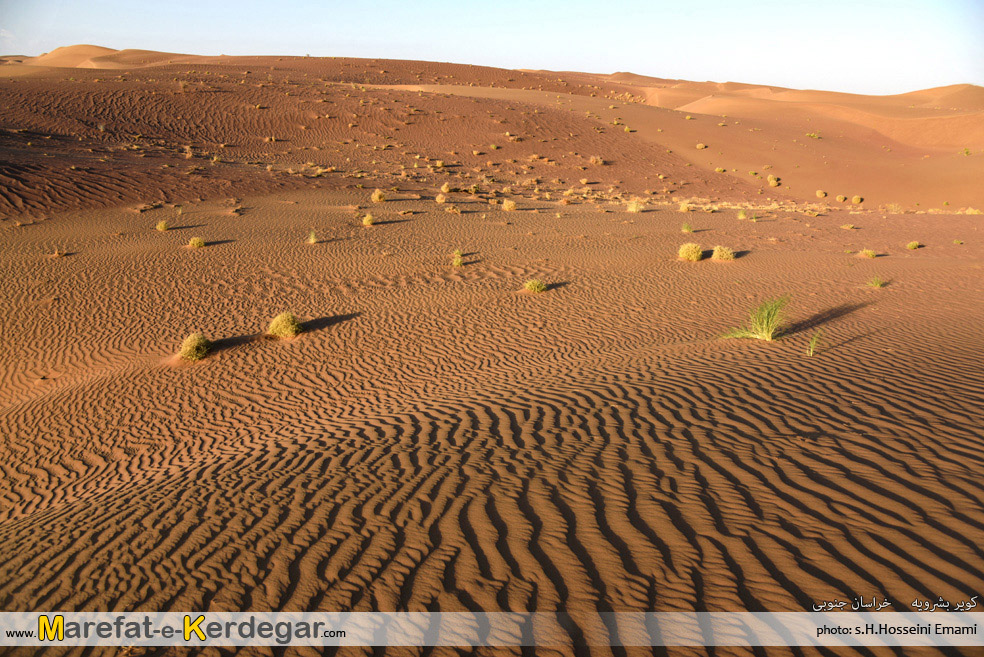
[440,182,451,194]
[715,167,726,173]
[852,195,863,204]
[696,143,707,150]
[627,200,644,213]
[841,224,855,230]
[156,220,169,232]
[502,199,517,211]
[806,132,821,139]
[859,248,877,258]
[681,223,693,233]
[307,229,317,244]
[523,279,547,293]
[362,213,374,226]
[816,190,826,198]
[452,253,463,267]
[678,242,703,262]
[836,195,847,202]
[723,296,789,341]
[679,202,694,212]
[906,240,921,250]
[954,239,964,245]
[371,188,386,203]
[267,312,302,338]
[188,237,205,248]
[435,193,447,204]
[589,155,605,166]
[867,276,886,288]
[179,332,211,361]
[712,245,735,261]
[885,203,904,213]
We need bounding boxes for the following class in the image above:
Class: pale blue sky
[1,0,981,94]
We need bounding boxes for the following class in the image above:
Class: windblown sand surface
[1,47,983,656]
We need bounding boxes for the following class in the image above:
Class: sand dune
[1,48,982,656]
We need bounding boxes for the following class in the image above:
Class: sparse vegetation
[188,237,205,248]
[626,200,644,213]
[737,210,748,220]
[589,155,605,166]
[859,248,877,258]
[712,245,735,261]
[836,195,847,203]
[523,279,547,293]
[678,242,703,262]
[723,296,789,341]
[807,329,822,356]
[715,167,726,173]
[867,276,887,288]
[371,188,386,203]
[502,199,517,211]
[679,202,694,212]
[841,224,856,230]
[852,195,863,204]
[435,193,447,204]
[696,143,707,150]
[179,332,211,361]
[805,132,821,139]
[906,241,921,250]
[307,229,317,244]
[681,222,693,233]
[155,220,169,232]
[452,253,463,267]
[954,239,964,245]
[816,190,826,198]
[267,312,302,338]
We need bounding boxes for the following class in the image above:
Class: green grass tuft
[866,276,887,288]
[523,279,547,293]
[188,237,205,248]
[723,296,789,341]
[906,240,921,250]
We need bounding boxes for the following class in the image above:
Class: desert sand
[1,46,983,656]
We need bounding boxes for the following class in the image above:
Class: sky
[1,0,982,94]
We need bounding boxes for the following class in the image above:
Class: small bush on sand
[589,155,605,166]
[307,229,317,244]
[435,193,447,204]
[679,202,694,212]
[737,209,747,220]
[696,143,707,150]
[867,276,887,288]
[502,199,517,211]
[906,240,921,250]
[954,239,964,245]
[440,182,452,194]
[452,253,463,267]
[859,248,877,258]
[681,222,693,233]
[712,245,735,261]
[156,220,169,232]
[836,195,847,203]
[371,188,386,203]
[627,200,644,213]
[179,332,211,361]
[715,167,726,173]
[267,312,302,338]
[841,224,855,230]
[524,279,547,293]
[362,213,374,226]
[188,237,205,248]
[723,296,788,341]
[816,190,826,198]
[852,195,863,204]
[678,242,703,262]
